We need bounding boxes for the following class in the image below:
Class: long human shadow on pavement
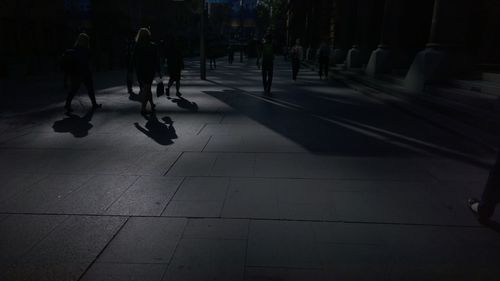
[52,109,94,138]
[135,114,177,145]
[204,84,491,168]
[171,97,198,112]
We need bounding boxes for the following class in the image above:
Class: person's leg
[175,78,180,95]
[65,76,81,112]
[83,73,100,107]
[479,153,500,218]
[319,60,323,78]
[268,67,274,92]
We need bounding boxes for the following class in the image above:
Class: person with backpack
[261,35,274,96]
[130,28,162,116]
[166,38,184,97]
[318,42,331,80]
[63,33,101,113]
[290,39,303,81]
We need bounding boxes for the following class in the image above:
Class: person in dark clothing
[318,42,330,80]
[166,39,184,97]
[227,44,234,65]
[468,152,500,222]
[208,42,216,70]
[261,36,274,96]
[130,28,162,116]
[290,39,303,81]
[64,33,101,113]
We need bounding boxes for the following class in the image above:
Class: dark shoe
[64,105,73,113]
[92,103,102,110]
[468,198,491,222]
[176,92,182,97]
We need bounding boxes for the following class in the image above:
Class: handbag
[156,81,165,97]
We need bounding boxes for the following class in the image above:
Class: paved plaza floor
[1,58,500,280]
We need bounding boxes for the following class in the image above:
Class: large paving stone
[107,176,183,216]
[1,174,92,213]
[81,263,166,281]
[163,238,246,281]
[98,217,186,264]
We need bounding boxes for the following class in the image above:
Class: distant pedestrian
[227,44,234,65]
[468,152,500,222]
[166,39,184,97]
[63,33,101,113]
[318,42,330,80]
[130,28,162,116]
[290,39,303,81]
[208,43,217,70]
[261,36,274,96]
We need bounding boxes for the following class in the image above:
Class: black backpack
[61,49,77,74]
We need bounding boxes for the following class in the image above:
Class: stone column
[403,0,469,92]
[345,0,362,69]
[365,0,394,76]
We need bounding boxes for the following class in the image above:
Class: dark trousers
[292,59,300,80]
[319,57,329,78]
[168,72,181,94]
[228,54,234,64]
[262,67,273,93]
[65,73,97,108]
[138,75,154,111]
[480,152,500,217]
[209,58,216,69]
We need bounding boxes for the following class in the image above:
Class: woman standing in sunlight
[130,28,162,116]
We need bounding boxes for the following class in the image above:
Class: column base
[366,46,392,76]
[346,45,362,69]
[403,47,450,92]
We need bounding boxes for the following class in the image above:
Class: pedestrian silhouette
[130,28,163,116]
[227,44,234,65]
[318,41,330,80]
[166,38,184,98]
[290,39,303,81]
[63,33,102,113]
[52,109,94,138]
[208,41,217,70]
[134,114,176,145]
[261,35,274,96]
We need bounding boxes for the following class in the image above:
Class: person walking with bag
[130,28,162,116]
[290,39,303,81]
[63,33,101,113]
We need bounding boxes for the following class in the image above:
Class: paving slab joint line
[103,176,142,213]
[17,214,72,263]
[76,216,130,281]
[158,214,190,281]
[163,151,184,176]
[201,135,213,152]
[0,212,484,228]
[159,177,188,216]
